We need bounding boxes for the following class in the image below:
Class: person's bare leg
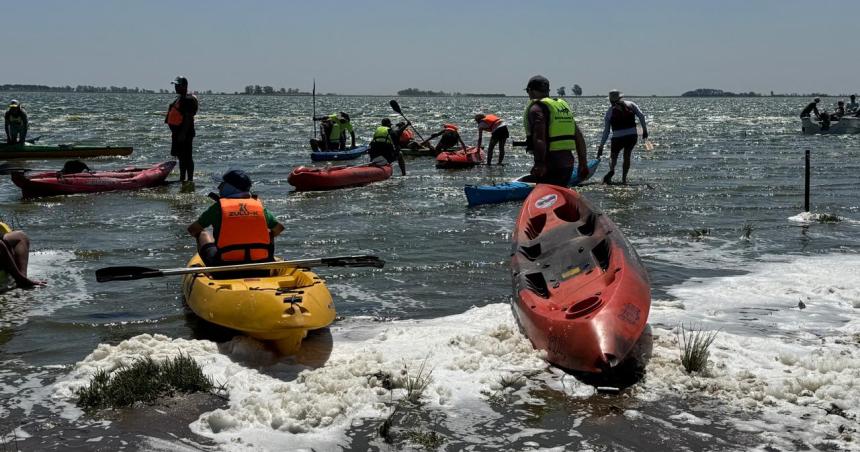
[0,232,42,288]
[622,146,633,184]
[498,138,506,164]
[486,136,497,165]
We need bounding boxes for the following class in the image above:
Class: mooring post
[804,149,810,212]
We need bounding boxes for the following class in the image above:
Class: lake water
[1,93,858,451]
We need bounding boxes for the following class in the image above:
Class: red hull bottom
[288,164,393,191]
[511,184,651,373]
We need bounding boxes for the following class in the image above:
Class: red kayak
[511,184,651,373]
[11,161,176,198]
[435,146,484,169]
[288,163,393,191]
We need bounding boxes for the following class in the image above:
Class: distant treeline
[682,89,762,97]
[242,85,310,95]
[397,88,505,97]
[0,84,163,94]
[682,88,848,98]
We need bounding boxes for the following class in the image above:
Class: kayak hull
[309,145,369,161]
[288,163,392,191]
[181,254,336,354]
[10,161,176,198]
[465,159,601,207]
[511,184,651,373]
[435,147,484,168]
[0,143,133,159]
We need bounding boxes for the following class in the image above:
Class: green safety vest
[372,126,393,144]
[522,98,577,151]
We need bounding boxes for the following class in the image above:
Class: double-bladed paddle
[389,100,428,143]
[96,255,385,282]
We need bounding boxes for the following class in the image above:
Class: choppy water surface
[1,93,859,451]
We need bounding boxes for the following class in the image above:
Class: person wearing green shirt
[187,170,284,266]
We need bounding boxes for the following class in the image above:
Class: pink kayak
[288,163,393,191]
[11,161,176,198]
[435,146,484,168]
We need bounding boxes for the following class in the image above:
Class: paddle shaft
[96,255,384,282]
[389,100,427,143]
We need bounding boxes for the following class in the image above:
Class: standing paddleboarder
[165,76,198,184]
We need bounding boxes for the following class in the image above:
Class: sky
[2,0,859,96]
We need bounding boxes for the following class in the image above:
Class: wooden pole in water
[804,149,810,212]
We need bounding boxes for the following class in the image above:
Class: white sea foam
[53,253,860,450]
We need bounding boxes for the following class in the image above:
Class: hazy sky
[3,0,858,95]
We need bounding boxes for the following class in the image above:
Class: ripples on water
[1,94,858,450]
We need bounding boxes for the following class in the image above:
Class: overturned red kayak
[435,146,484,169]
[288,163,393,191]
[511,184,651,373]
[11,161,176,198]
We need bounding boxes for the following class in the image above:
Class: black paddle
[389,100,427,143]
[96,255,385,283]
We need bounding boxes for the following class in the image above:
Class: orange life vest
[480,114,502,131]
[399,129,414,145]
[443,123,459,132]
[215,198,273,263]
[166,98,184,126]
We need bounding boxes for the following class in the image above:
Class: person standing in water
[165,76,199,183]
[847,95,858,114]
[522,75,588,186]
[799,98,821,119]
[4,100,28,144]
[474,113,509,165]
[597,90,648,185]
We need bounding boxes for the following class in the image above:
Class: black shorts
[520,166,573,187]
[490,126,509,141]
[610,135,637,155]
[170,136,194,158]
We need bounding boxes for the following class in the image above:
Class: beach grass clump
[76,354,213,412]
[403,429,445,449]
[391,359,434,405]
[676,324,719,374]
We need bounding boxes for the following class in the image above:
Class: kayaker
[596,90,648,185]
[313,112,355,150]
[187,169,284,267]
[832,101,845,119]
[522,75,588,187]
[394,121,415,148]
[799,98,821,120]
[4,100,28,145]
[474,113,509,165]
[847,95,859,114]
[368,118,407,175]
[165,76,199,183]
[425,124,467,152]
[0,227,44,288]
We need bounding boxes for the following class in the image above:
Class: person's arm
[530,104,549,176]
[349,129,356,148]
[4,113,10,140]
[598,107,611,153]
[631,102,647,138]
[574,126,589,179]
[21,111,28,129]
[179,97,197,141]
[457,133,468,150]
[187,222,205,238]
[270,223,285,238]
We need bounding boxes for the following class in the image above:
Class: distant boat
[801,117,860,134]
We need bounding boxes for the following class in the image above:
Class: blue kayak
[310,145,369,162]
[464,158,601,207]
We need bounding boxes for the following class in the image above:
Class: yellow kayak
[180,254,336,354]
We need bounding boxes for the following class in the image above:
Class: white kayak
[801,116,860,134]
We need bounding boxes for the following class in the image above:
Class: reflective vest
[215,197,273,263]
[479,114,502,132]
[609,102,636,130]
[167,98,185,126]
[372,126,393,145]
[523,98,577,151]
[443,123,459,132]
